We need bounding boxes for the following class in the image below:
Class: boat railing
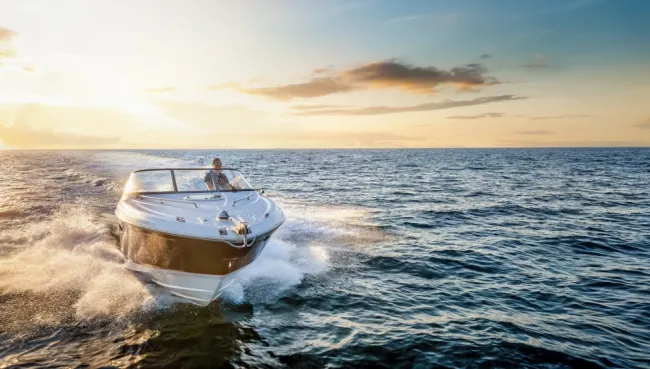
[132,167,240,173]
[126,167,255,195]
[136,195,199,208]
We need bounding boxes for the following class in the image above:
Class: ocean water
[0,148,649,368]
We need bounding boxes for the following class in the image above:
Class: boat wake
[0,150,386,338]
[0,199,345,334]
[0,203,161,336]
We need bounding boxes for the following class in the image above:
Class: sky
[0,0,649,149]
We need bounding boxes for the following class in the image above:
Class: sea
[0,148,649,369]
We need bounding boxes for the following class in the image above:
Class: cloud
[480,54,491,60]
[0,27,16,41]
[516,130,554,135]
[312,66,334,74]
[152,101,430,148]
[215,60,498,100]
[343,60,497,93]
[205,81,241,90]
[634,118,650,129]
[0,49,16,58]
[523,53,550,69]
[530,114,593,120]
[143,86,175,93]
[447,112,504,120]
[291,104,345,111]
[0,120,120,149]
[0,27,17,65]
[291,95,526,116]
[237,78,355,100]
[0,103,158,148]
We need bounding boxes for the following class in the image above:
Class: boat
[115,167,285,306]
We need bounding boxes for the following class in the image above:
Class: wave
[0,203,161,333]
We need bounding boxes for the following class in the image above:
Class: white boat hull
[125,260,239,306]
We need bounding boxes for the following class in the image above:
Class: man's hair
[212,158,222,165]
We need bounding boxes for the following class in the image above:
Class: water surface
[0,148,649,368]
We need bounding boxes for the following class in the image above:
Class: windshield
[123,168,254,194]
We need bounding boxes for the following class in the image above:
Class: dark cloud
[447,112,504,120]
[143,86,176,93]
[343,60,497,93]
[239,78,355,100]
[530,114,593,120]
[516,130,554,135]
[480,54,491,60]
[218,60,498,100]
[291,95,526,116]
[0,27,16,41]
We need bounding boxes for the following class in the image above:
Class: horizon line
[2,146,650,151]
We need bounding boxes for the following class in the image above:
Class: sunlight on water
[0,203,157,326]
[221,228,331,304]
[2,149,647,368]
[0,152,367,327]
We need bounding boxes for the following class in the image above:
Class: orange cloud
[238,78,355,100]
[291,95,525,116]
[530,114,593,120]
[447,112,505,120]
[0,27,17,65]
[0,27,16,41]
[209,60,498,100]
[635,117,650,129]
[342,61,496,93]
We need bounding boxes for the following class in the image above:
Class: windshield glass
[175,169,212,192]
[207,169,254,191]
[123,168,254,194]
[124,170,174,193]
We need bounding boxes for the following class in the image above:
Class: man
[204,157,231,191]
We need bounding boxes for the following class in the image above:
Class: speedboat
[115,167,285,306]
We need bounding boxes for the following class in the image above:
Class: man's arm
[216,173,233,190]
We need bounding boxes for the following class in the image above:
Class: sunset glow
[1,0,649,149]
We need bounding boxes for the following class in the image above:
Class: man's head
[212,158,222,172]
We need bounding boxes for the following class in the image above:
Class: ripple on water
[0,148,649,368]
